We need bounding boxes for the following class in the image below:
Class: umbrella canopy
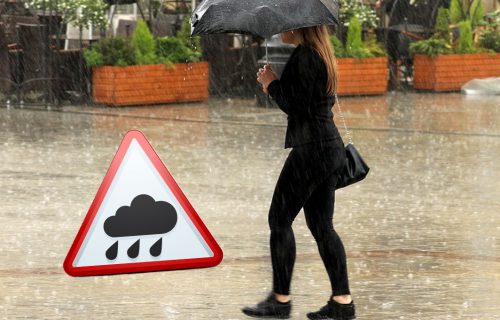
[190,0,340,39]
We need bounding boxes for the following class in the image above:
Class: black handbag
[336,143,370,189]
[333,93,370,189]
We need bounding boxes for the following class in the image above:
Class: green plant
[83,47,103,67]
[409,16,488,55]
[435,7,451,43]
[409,4,481,56]
[450,0,484,27]
[177,16,202,54]
[468,0,484,27]
[83,37,136,67]
[456,19,476,53]
[478,29,500,52]
[156,36,201,64]
[345,16,372,58]
[330,29,386,58]
[131,20,157,65]
[364,35,387,57]
[484,9,500,29]
[83,15,205,68]
[478,9,500,52]
[330,34,347,58]
[409,38,453,55]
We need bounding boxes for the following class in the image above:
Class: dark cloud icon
[103,194,177,260]
[104,194,177,237]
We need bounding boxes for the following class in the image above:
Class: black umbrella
[190,0,340,63]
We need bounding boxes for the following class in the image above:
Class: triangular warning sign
[64,130,223,276]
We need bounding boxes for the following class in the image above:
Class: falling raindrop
[150,238,162,257]
[106,241,118,260]
[127,239,140,258]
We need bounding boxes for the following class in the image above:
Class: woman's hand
[256,64,278,95]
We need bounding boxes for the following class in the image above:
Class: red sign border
[63,130,223,276]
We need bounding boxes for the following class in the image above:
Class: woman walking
[241,26,356,320]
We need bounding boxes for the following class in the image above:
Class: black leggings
[268,138,350,296]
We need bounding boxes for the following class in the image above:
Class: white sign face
[64,130,222,276]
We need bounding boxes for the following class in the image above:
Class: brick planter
[413,53,500,92]
[336,57,388,96]
[92,62,209,106]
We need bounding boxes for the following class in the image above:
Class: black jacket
[267,43,342,149]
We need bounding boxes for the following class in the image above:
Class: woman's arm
[256,65,281,106]
[267,46,321,116]
[267,79,291,114]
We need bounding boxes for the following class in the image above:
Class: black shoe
[307,298,356,320]
[241,292,291,319]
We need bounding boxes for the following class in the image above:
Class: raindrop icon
[150,238,162,257]
[127,239,140,258]
[106,241,118,260]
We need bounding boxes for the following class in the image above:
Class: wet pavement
[1,91,499,319]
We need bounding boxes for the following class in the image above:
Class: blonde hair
[294,25,337,96]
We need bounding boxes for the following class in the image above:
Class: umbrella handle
[265,38,268,64]
[265,38,272,104]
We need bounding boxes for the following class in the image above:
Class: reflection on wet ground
[1,91,499,319]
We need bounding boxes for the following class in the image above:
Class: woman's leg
[268,149,302,296]
[303,172,351,297]
[268,147,329,296]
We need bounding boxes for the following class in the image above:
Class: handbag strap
[334,92,353,145]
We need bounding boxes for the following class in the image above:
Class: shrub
[469,0,484,27]
[408,5,483,55]
[330,29,386,58]
[450,0,462,23]
[450,0,484,27]
[177,16,202,54]
[479,29,500,52]
[83,37,136,67]
[83,18,205,68]
[409,37,453,55]
[484,9,500,29]
[435,7,451,43]
[131,20,157,65]
[479,10,500,52]
[83,47,104,67]
[345,16,372,58]
[456,19,475,53]
[156,36,202,64]
[330,34,347,58]
[364,33,387,57]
